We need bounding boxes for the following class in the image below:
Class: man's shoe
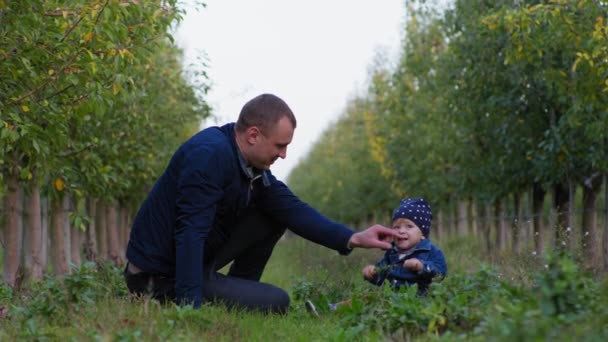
[305,299,320,317]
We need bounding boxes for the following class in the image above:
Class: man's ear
[245,126,261,144]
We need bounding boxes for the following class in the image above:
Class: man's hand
[348,224,399,250]
[362,265,377,280]
[403,258,423,272]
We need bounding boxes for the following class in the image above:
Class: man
[125,93,398,314]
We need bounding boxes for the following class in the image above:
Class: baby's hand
[403,258,423,272]
[362,265,377,280]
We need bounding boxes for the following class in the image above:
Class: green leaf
[32,139,40,153]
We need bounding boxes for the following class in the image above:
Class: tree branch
[59,143,97,158]
[12,51,78,104]
[58,93,89,106]
[60,11,85,43]
[44,11,77,17]
[46,84,75,100]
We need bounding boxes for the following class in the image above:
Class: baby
[362,197,447,295]
[306,198,447,316]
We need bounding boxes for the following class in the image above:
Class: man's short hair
[235,94,297,133]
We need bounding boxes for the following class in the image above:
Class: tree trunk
[436,210,444,243]
[480,203,491,253]
[603,174,608,271]
[41,196,49,272]
[119,206,130,261]
[532,183,546,254]
[3,172,23,287]
[85,197,98,262]
[106,201,122,265]
[25,179,44,281]
[69,195,82,267]
[457,200,468,236]
[50,195,70,275]
[63,194,72,266]
[469,200,478,236]
[449,201,457,236]
[582,176,600,269]
[22,192,30,274]
[512,192,521,253]
[553,182,571,251]
[493,199,505,250]
[96,199,107,262]
[568,180,577,250]
[444,203,452,238]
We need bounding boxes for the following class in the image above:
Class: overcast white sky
[175,0,404,181]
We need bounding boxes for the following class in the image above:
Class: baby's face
[391,218,424,252]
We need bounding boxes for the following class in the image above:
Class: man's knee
[267,287,290,314]
[233,284,290,314]
[204,277,291,314]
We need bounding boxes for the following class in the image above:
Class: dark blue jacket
[366,239,447,294]
[126,123,355,307]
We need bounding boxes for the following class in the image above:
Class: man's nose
[279,148,287,159]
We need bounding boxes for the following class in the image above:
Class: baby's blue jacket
[366,239,447,294]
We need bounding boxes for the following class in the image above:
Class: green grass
[1,235,607,341]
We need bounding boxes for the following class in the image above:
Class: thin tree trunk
[436,210,444,243]
[445,203,456,237]
[25,179,44,281]
[106,201,121,265]
[568,180,577,250]
[603,174,608,271]
[493,199,505,250]
[3,172,23,287]
[553,182,570,251]
[501,199,508,249]
[480,203,491,253]
[457,200,468,236]
[119,206,130,262]
[469,200,478,236]
[449,201,457,236]
[69,195,82,267]
[512,192,521,253]
[452,201,459,236]
[96,199,107,262]
[532,183,546,254]
[22,191,30,277]
[22,191,30,273]
[41,196,49,273]
[63,194,72,267]
[85,197,98,262]
[50,195,70,275]
[582,174,601,269]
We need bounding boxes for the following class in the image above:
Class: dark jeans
[124,208,289,314]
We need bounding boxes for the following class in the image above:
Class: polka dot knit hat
[391,198,433,237]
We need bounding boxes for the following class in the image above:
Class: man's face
[249,116,294,170]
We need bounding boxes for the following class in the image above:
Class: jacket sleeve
[418,247,447,281]
[174,150,224,308]
[257,175,354,254]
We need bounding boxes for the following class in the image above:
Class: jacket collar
[391,238,432,257]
